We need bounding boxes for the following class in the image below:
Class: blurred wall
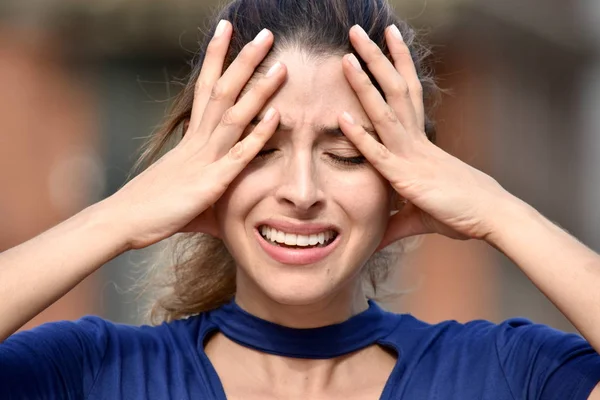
[0,28,102,329]
[0,0,598,330]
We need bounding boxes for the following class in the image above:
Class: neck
[204,291,396,398]
[234,272,369,328]
[206,332,391,396]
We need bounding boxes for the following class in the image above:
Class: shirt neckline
[206,299,393,359]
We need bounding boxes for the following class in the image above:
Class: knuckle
[228,141,244,161]
[390,47,411,60]
[374,107,399,125]
[391,80,409,97]
[399,81,411,98]
[374,142,392,161]
[254,127,272,141]
[220,107,242,128]
[210,82,229,101]
[195,79,212,96]
[401,87,411,99]
[411,82,424,96]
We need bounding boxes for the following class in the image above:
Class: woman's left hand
[338,24,517,250]
[339,29,600,363]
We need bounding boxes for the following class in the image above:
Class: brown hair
[136,0,440,324]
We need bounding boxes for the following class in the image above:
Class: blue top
[2,300,600,399]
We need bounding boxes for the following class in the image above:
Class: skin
[213,50,393,327]
[0,20,598,398]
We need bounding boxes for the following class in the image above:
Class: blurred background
[1,0,599,332]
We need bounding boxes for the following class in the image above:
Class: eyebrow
[249,118,381,142]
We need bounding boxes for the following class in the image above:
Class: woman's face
[214,50,393,306]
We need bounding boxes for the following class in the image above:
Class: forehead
[254,50,368,126]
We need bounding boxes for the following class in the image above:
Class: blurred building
[0,0,599,330]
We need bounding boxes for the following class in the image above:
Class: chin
[261,281,334,306]
[247,260,357,307]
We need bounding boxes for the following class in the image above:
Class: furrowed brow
[317,124,381,143]
[249,118,381,142]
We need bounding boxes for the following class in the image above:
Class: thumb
[377,203,432,251]
[180,206,221,238]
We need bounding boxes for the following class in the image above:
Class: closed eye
[328,153,367,166]
[253,149,366,167]
[254,148,277,160]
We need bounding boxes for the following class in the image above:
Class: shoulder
[75,313,211,354]
[2,314,216,398]
[3,313,210,370]
[380,312,506,360]
[383,313,596,359]
[384,312,575,343]
[10,313,207,347]
[381,313,600,400]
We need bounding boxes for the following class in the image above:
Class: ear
[377,202,421,251]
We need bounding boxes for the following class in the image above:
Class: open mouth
[258,225,339,249]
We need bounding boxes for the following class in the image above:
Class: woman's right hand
[103,21,287,250]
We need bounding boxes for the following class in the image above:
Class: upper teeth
[260,226,336,246]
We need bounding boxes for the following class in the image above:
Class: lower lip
[254,229,340,265]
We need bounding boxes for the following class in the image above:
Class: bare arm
[591,384,600,400]
[488,197,600,352]
[0,202,127,342]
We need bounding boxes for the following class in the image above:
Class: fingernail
[253,29,270,45]
[264,107,276,121]
[214,20,227,38]
[342,111,355,125]
[390,24,403,41]
[347,54,362,71]
[353,25,370,40]
[266,61,281,78]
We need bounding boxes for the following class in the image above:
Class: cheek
[214,168,270,230]
[330,168,392,217]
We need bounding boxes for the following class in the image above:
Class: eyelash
[254,149,366,166]
[329,154,367,166]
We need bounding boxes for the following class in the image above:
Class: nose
[274,152,325,211]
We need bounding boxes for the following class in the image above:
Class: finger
[348,25,419,133]
[208,61,287,157]
[342,53,408,154]
[338,110,403,183]
[212,107,280,182]
[385,25,425,130]
[193,29,275,140]
[188,20,232,136]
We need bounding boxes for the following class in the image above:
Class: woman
[1,0,599,398]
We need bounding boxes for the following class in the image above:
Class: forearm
[0,201,129,342]
[488,197,600,351]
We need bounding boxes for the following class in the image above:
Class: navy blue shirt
[1,300,600,399]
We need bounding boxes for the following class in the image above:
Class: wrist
[81,199,133,255]
[483,195,542,250]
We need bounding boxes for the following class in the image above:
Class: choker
[206,299,394,359]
